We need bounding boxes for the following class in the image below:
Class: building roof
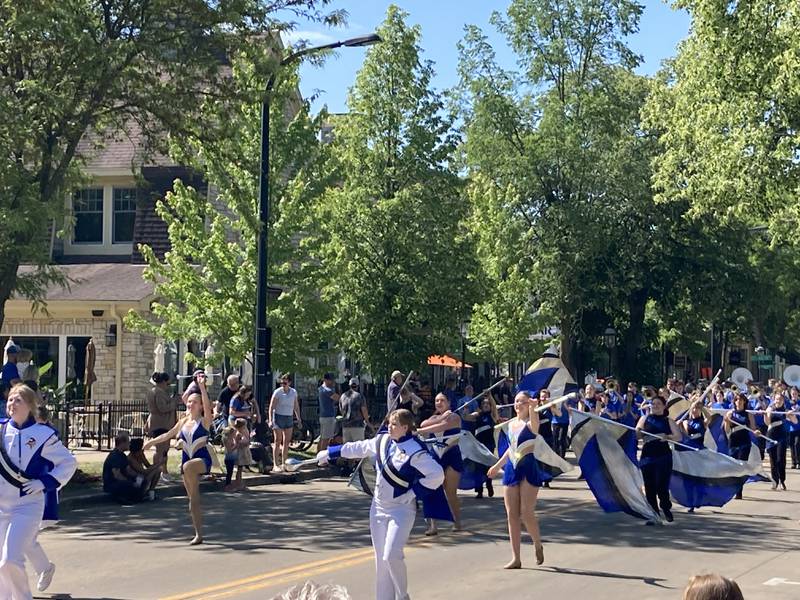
[17,264,154,302]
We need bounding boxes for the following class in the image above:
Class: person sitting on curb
[102,433,151,504]
[127,438,161,501]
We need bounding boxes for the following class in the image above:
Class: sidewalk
[62,447,334,512]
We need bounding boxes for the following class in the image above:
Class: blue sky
[286,1,691,113]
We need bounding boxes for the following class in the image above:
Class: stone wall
[2,317,155,404]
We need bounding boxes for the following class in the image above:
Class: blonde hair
[8,384,40,420]
[389,409,415,431]
[683,574,743,600]
[269,581,351,600]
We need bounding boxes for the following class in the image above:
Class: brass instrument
[605,378,618,393]
[642,386,657,400]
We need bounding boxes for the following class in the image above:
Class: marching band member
[145,373,213,545]
[0,384,77,599]
[317,409,444,600]
[535,390,555,487]
[579,384,599,413]
[724,392,759,499]
[765,392,796,490]
[418,393,463,534]
[471,395,499,497]
[681,400,708,450]
[636,395,682,523]
[788,387,800,469]
[487,391,546,569]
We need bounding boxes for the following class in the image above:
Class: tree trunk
[0,259,19,335]
[618,289,648,386]
[560,318,580,381]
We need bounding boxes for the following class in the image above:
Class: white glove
[22,479,45,495]
[316,450,330,466]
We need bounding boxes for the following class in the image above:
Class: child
[234,418,253,491]
[221,425,238,492]
[128,438,161,500]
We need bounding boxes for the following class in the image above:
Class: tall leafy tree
[308,6,474,377]
[0,0,343,328]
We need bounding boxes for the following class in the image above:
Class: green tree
[0,0,343,329]
[125,54,334,372]
[308,6,474,377]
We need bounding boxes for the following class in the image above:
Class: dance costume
[639,414,673,517]
[473,413,496,495]
[502,419,547,487]
[0,417,76,599]
[684,417,706,450]
[766,406,789,486]
[727,409,752,498]
[179,420,212,474]
[428,426,463,474]
[789,400,800,469]
[327,433,444,600]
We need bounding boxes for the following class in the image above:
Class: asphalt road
[38,466,800,600]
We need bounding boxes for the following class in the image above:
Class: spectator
[234,418,252,488]
[268,373,301,473]
[1,344,21,388]
[386,370,403,413]
[102,433,148,504]
[181,370,205,402]
[21,363,39,391]
[222,425,238,491]
[317,373,340,452]
[443,377,459,407]
[456,384,477,431]
[127,438,161,501]
[229,384,259,427]
[683,574,743,600]
[217,374,240,423]
[146,372,178,484]
[340,378,371,443]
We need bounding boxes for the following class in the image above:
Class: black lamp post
[253,33,382,413]
[459,321,470,387]
[603,326,616,378]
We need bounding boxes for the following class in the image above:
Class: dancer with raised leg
[0,384,77,599]
[487,391,545,569]
[145,374,213,545]
[316,409,444,600]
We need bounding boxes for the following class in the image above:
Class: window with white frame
[113,188,136,243]
[73,188,104,244]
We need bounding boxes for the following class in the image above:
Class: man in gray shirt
[340,377,371,442]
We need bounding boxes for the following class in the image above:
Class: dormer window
[113,188,136,243]
[66,183,137,256]
[73,188,104,244]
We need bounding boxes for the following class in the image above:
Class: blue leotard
[684,417,706,449]
[179,419,213,473]
[502,420,546,487]
[429,426,463,473]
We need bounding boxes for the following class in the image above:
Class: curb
[60,466,338,512]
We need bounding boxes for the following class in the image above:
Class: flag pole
[569,408,701,452]
[454,377,507,414]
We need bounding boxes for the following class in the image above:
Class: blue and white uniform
[0,417,76,599]
[327,433,444,600]
[428,425,463,474]
[179,420,213,474]
[502,419,547,487]
[684,417,706,450]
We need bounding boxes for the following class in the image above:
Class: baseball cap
[6,344,19,354]
[323,372,335,381]
[349,377,359,386]
[391,370,403,380]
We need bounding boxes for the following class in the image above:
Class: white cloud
[281,30,337,46]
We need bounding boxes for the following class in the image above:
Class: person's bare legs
[235,465,245,490]
[503,484,522,568]
[182,458,206,545]
[520,481,543,565]
[281,427,293,467]
[444,467,462,530]
[272,429,283,471]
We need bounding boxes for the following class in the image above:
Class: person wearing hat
[318,373,340,452]
[1,344,21,389]
[386,370,404,413]
[340,378,371,444]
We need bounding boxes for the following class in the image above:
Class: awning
[427,354,472,369]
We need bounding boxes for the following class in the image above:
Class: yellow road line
[160,499,595,600]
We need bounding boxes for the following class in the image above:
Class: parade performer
[0,384,77,599]
[317,409,445,600]
[487,391,547,569]
[765,393,796,490]
[471,396,499,497]
[789,388,800,469]
[418,393,463,534]
[145,374,213,545]
[635,395,682,523]
[579,384,599,413]
[724,392,758,499]
[681,400,708,450]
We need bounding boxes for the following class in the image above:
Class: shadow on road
[539,566,672,588]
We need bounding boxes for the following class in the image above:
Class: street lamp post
[253,33,382,413]
[603,326,617,378]
[459,321,470,387]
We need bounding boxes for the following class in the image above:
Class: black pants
[105,480,146,504]
[789,431,800,468]
[768,438,787,484]
[756,425,768,459]
[641,455,672,515]
[552,424,569,458]
[225,457,236,485]
[730,444,750,496]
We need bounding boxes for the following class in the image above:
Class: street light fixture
[603,326,616,378]
[253,33,382,413]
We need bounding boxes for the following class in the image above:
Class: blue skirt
[438,446,463,473]
[502,453,544,488]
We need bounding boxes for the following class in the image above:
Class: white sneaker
[271,465,282,473]
[37,562,55,592]
[159,473,173,484]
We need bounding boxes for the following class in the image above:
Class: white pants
[0,494,43,600]
[26,536,48,575]
[370,504,415,600]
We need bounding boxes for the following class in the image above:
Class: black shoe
[543,481,550,488]
[487,480,494,497]
[735,492,742,500]
[663,509,674,522]
[781,482,787,491]
[687,507,695,513]
[475,490,483,499]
